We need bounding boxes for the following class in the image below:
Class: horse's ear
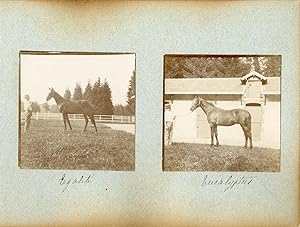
[48,87,51,90]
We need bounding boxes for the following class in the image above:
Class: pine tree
[114,104,130,115]
[72,83,83,100]
[63,88,72,100]
[100,79,114,115]
[126,71,135,115]
[83,80,93,102]
[165,56,254,78]
[257,56,281,77]
[253,57,263,74]
[91,77,102,114]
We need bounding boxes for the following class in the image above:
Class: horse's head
[190,96,205,112]
[46,87,55,101]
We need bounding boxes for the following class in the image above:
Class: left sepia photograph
[19,51,136,170]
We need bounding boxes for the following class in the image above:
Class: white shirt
[24,99,32,111]
[165,109,175,122]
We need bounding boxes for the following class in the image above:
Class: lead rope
[172,111,193,130]
[174,111,193,118]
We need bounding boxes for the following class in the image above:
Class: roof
[165,77,280,95]
[263,77,281,94]
[241,71,268,84]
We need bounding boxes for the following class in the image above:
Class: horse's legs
[83,114,88,131]
[210,125,214,146]
[241,124,253,149]
[65,114,72,130]
[249,132,253,149]
[214,126,219,146]
[62,113,67,130]
[88,114,97,132]
[242,127,248,147]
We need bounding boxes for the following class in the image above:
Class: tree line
[164,55,281,78]
[23,71,135,116]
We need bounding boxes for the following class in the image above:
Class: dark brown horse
[190,96,252,148]
[46,88,97,132]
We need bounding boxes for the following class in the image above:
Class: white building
[164,71,280,148]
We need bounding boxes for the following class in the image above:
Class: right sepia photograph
[163,55,281,172]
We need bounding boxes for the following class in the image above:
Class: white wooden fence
[21,112,135,124]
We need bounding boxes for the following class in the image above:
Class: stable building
[164,71,281,148]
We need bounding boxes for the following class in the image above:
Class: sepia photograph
[19,51,135,170]
[163,55,281,172]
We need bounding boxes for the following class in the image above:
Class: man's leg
[166,121,173,145]
[169,122,173,145]
[24,111,29,132]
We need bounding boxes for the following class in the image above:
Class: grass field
[20,120,135,170]
[164,143,280,172]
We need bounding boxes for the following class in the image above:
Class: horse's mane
[53,89,68,101]
[198,97,216,108]
[205,101,216,107]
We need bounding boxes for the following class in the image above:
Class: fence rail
[21,112,135,124]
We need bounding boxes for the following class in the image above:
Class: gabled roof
[165,78,244,94]
[241,71,268,84]
[165,77,280,95]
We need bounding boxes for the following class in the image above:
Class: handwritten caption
[201,175,256,192]
[59,174,93,192]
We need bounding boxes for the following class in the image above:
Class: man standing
[24,94,32,133]
[164,103,176,146]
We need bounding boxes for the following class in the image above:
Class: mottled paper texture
[0,1,299,226]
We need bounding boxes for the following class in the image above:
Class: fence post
[36,112,39,120]
[112,115,114,123]
[121,116,123,123]
[73,114,76,121]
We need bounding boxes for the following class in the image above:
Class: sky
[20,53,135,106]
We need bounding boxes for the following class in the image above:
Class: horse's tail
[246,110,252,131]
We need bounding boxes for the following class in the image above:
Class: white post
[128,116,130,123]
[112,115,114,123]
[36,112,39,120]
[73,114,76,121]
[121,116,123,123]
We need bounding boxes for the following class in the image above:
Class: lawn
[19,120,135,170]
[164,143,280,172]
